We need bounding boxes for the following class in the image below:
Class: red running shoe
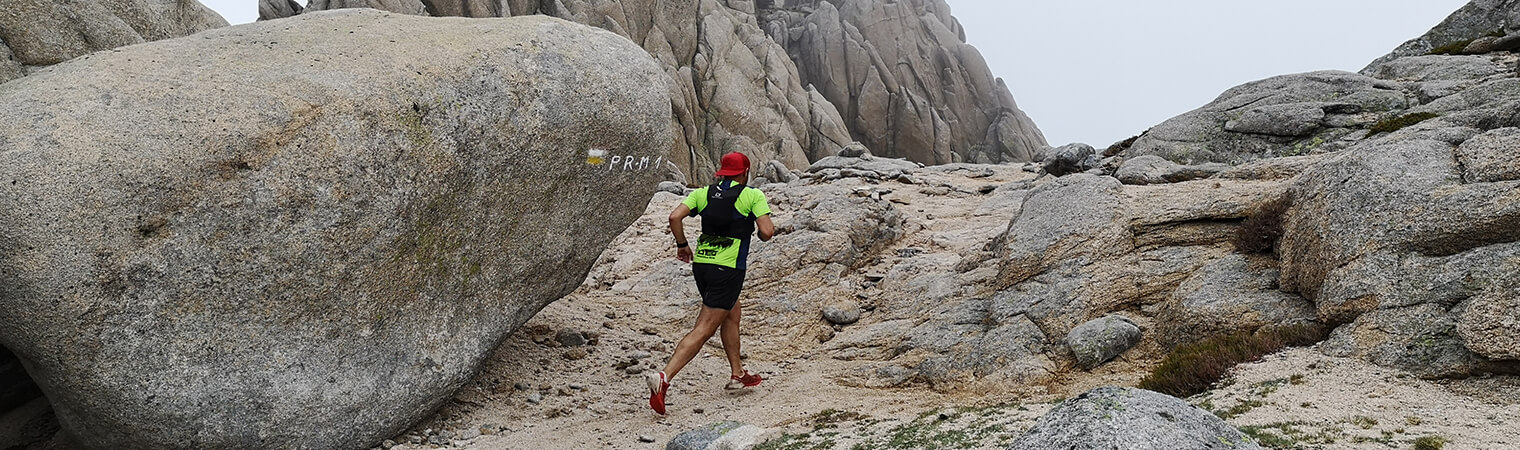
[725,371,763,390]
[646,371,669,415]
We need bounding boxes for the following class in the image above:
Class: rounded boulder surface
[0,10,669,450]
[1009,387,1262,450]
[1458,285,1520,360]
[667,421,764,450]
[822,302,862,325]
[1066,315,1142,370]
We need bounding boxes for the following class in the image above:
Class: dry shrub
[1233,194,1291,254]
[1103,130,1147,156]
[1138,323,1329,398]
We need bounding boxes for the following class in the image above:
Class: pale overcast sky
[199,0,1470,148]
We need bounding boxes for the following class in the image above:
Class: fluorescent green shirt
[682,183,772,269]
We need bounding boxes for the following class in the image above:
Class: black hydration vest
[697,182,755,241]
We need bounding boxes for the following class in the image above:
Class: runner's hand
[677,246,693,263]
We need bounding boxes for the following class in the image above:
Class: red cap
[714,152,750,177]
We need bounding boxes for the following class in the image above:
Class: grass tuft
[1414,435,1448,450]
[1367,112,1439,135]
[1233,194,1291,254]
[1139,323,1329,398]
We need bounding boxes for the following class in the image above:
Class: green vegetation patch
[1414,435,1449,450]
[1368,112,1439,135]
[1139,323,1329,398]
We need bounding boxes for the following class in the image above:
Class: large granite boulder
[1009,387,1263,450]
[0,10,669,449]
[0,0,228,84]
[1122,70,1415,165]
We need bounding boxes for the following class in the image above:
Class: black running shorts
[692,263,745,310]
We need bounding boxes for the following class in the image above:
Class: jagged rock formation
[758,0,1046,164]
[0,10,669,449]
[263,0,1049,181]
[0,0,227,83]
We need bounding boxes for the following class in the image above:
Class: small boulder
[1009,387,1262,450]
[555,330,587,347]
[822,302,862,325]
[658,181,689,196]
[765,160,801,183]
[667,421,765,450]
[1042,143,1099,177]
[1066,315,1142,369]
[838,142,871,157]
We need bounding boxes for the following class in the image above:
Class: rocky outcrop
[1090,0,1520,380]
[259,0,1048,180]
[1363,0,1520,72]
[0,0,228,84]
[758,0,1046,164]
[1121,70,1415,165]
[1009,387,1262,450]
[0,10,669,450]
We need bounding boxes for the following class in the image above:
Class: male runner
[646,152,775,415]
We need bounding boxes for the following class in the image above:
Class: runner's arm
[669,204,694,263]
[756,214,775,241]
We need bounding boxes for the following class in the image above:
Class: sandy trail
[385,166,1520,450]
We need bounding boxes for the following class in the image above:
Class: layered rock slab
[0,10,669,450]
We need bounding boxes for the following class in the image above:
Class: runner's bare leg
[719,302,744,377]
[662,306,728,379]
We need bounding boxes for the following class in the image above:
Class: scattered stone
[526,393,543,404]
[563,348,589,360]
[638,435,657,443]
[556,330,588,347]
[822,302,863,325]
[816,328,836,343]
